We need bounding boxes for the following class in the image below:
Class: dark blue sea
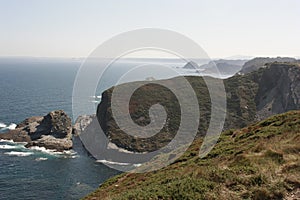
[0,57,196,200]
[0,58,122,200]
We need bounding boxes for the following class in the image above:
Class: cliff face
[0,110,73,151]
[255,63,300,120]
[96,62,300,153]
[239,57,297,74]
[225,62,300,127]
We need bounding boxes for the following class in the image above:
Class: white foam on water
[96,159,141,166]
[29,146,78,158]
[90,95,102,99]
[4,151,33,157]
[35,157,48,161]
[89,100,100,103]
[0,139,14,143]
[71,155,79,159]
[0,139,27,145]
[0,122,6,128]
[133,163,142,167]
[7,123,17,130]
[0,144,18,149]
[64,150,78,155]
[1,139,78,159]
[96,159,130,166]
[62,155,79,159]
[29,146,61,154]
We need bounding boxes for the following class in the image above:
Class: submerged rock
[0,110,73,151]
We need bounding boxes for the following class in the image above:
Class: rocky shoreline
[0,110,73,152]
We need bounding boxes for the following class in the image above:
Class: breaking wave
[0,140,78,158]
[0,122,17,132]
[35,157,48,161]
[96,159,141,167]
[29,146,78,157]
[7,123,17,130]
[4,151,34,157]
[0,144,19,149]
[0,122,6,128]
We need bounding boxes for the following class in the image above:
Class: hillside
[85,110,300,200]
[239,57,297,74]
[96,62,300,152]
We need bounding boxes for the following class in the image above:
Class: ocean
[0,57,221,199]
[0,58,122,200]
[0,57,195,200]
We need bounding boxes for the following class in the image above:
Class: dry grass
[85,111,300,200]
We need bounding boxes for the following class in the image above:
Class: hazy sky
[0,0,299,58]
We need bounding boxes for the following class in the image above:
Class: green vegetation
[98,68,266,152]
[98,62,300,153]
[86,110,300,200]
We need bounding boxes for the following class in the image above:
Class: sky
[0,0,299,59]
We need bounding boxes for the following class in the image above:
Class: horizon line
[0,55,300,60]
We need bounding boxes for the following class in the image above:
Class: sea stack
[0,110,73,151]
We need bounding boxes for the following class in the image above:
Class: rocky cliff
[94,62,300,153]
[239,57,297,74]
[255,62,300,120]
[0,110,73,151]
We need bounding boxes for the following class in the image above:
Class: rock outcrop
[239,57,296,74]
[93,62,300,153]
[0,110,73,151]
[255,62,300,120]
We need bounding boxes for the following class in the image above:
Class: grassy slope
[85,110,300,200]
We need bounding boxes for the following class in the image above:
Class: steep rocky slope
[255,62,300,120]
[95,62,300,152]
[239,57,297,74]
[85,110,300,200]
